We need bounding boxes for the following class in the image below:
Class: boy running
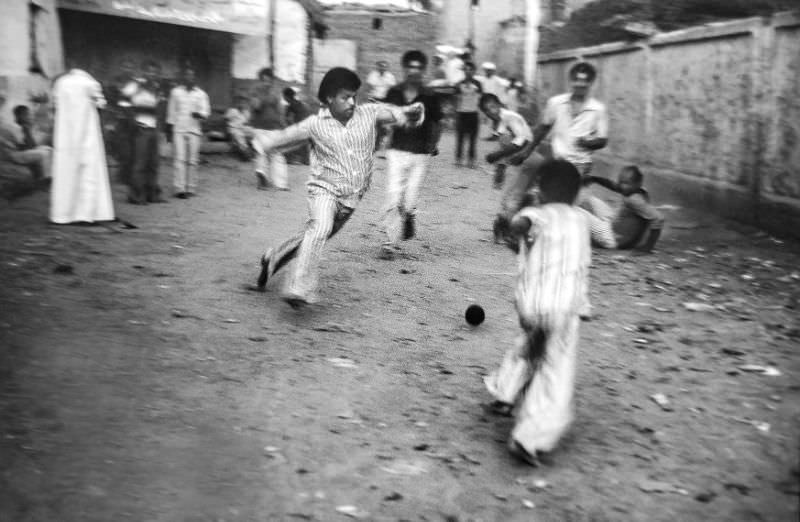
[380,50,443,259]
[252,67,424,308]
[484,159,591,466]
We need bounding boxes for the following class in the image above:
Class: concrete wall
[536,11,800,238]
[437,1,516,65]
[0,0,63,121]
[323,9,438,95]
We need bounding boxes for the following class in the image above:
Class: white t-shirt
[365,70,397,100]
[543,93,608,165]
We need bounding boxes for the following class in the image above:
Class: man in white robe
[50,68,115,224]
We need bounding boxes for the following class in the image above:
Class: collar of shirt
[556,94,603,114]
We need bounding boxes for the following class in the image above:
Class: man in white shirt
[365,60,397,102]
[167,67,210,198]
[522,61,608,178]
[479,62,509,102]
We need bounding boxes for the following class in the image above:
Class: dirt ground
[1,133,798,522]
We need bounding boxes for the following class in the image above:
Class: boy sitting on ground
[581,165,664,252]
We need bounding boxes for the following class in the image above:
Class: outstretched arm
[583,175,620,192]
[375,102,425,128]
[251,118,312,152]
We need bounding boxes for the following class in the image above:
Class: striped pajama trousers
[267,187,354,302]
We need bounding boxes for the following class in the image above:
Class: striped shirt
[254,103,416,207]
[514,203,591,319]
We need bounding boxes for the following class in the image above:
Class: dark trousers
[455,112,479,162]
[128,126,161,203]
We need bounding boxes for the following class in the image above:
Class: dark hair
[463,61,476,70]
[317,67,361,103]
[478,93,501,112]
[258,67,274,80]
[401,50,428,69]
[13,105,30,118]
[282,87,296,99]
[538,159,581,204]
[621,165,643,184]
[569,61,596,82]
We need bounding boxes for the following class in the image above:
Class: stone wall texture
[322,9,439,92]
[536,11,800,236]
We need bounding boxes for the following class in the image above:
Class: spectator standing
[365,60,397,102]
[120,61,165,204]
[167,67,210,198]
[282,87,311,165]
[250,67,287,190]
[50,66,115,224]
[453,61,482,168]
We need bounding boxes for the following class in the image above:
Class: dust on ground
[1,134,798,521]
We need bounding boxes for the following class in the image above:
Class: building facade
[0,0,63,120]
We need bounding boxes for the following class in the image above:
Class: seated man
[0,105,52,180]
[581,165,665,252]
[225,95,253,160]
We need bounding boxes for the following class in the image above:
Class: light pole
[524,0,541,90]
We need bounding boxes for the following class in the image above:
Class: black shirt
[385,84,443,154]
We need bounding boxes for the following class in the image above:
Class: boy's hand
[510,215,532,237]
[485,150,504,164]
[191,111,204,119]
[404,102,425,126]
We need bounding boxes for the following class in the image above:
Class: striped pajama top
[258,103,410,207]
[515,203,591,319]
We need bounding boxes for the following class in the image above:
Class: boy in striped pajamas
[251,67,424,308]
[484,159,591,466]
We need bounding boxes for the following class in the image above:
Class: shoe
[174,192,188,199]
[256,249,274,289]
[508,439,540,467]
[127,196,147,205]
[281,291,309,309]
[255,171,269,190]
[402,214,416,240]
[378,243,395,260]
[493,165,506,189]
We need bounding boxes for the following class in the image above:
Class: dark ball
[465,304,485,326]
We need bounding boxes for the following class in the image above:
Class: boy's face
[617,169,640,196]
[570,71,592,98]
[404,60,424,85]
[464,65,475,78]
[481,99,501,122]
[184,69,196,87]
[327,88,357,121]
